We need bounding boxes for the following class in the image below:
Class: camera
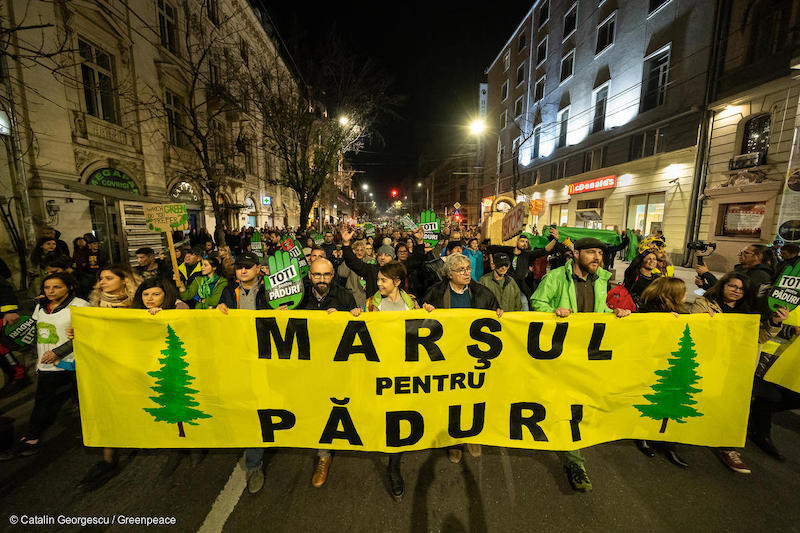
[687,241,716,265]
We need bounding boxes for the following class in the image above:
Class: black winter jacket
[299,283,356,311]
[423,279,499,311]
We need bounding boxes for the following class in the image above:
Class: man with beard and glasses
[295,258,361,487]
[530,238,631,492]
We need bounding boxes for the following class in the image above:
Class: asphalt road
[1,383,800,533]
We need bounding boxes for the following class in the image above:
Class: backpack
[606,283,636,312]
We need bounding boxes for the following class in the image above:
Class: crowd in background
[0,220,797,500]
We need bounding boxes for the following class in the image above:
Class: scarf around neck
[99,292,130,308]
[197,273,219,300]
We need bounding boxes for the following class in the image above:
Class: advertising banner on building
[776,102,800,243]
[72,308,759,451]
[502,202,528,241]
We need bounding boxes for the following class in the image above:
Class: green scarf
[197,273,219,302]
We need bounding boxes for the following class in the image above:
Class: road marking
[197,457,246,533]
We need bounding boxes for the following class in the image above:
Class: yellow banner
[71,308,760,451]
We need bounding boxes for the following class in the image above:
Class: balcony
[71,110,140,152]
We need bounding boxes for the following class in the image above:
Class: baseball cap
[574,237,607,251]
[234,251,261,268]
[85,235,98,244]
[493,252,511,267]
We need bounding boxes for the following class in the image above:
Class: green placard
[418,210,442,247]
[768,262,800,311]
[3,315,36,347]
[264,251,305,309]
[279,236,310,277]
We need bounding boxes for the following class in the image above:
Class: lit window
[78,38,118,124]
[596,12,616,55]
[741,114,770,155]
[503,50,511,71]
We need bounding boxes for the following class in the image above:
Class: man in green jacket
[530,237,631,492]
[479,252,522,311]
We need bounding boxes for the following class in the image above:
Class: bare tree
[249,37,398,232]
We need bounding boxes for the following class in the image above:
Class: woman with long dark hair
[0,273,88,459]
[175,257,228,309]
[623,250,660,308]
[635,277,690,467]
[692,272,788,473]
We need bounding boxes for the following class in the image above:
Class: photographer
[696,244,775,295]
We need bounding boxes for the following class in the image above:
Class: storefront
[169,181,204,232]
[518,147,696,262]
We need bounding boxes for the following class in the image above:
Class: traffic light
[390,189,399,198]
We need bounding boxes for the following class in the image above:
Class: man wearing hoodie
[530,237,630,492]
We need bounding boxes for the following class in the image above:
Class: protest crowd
[0,218,798,502]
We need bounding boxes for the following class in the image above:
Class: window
[627,193,666,235]
[532,126,541,158]
[518,32,527,51]
[534,76,546,102]
[641,47,670,111]
[538,0,550,28]
[557,108,569,148]
[649,0,670,14]
[595,12,616,55]
[240,39,249,67]
[207,0,220,25]
[629,128,664,160]
[241,88,250,113]
[165,90,186,147]
[499,110,508,129]
[210,119,225,162]
[243,139,255,174]
[748,1,791,62]
[497,142,505,173]
[513,136,521,157]
[563,3,577,40]
[741,114,770,155]
[514,96,523,118]
[516,64,525,86]
[550,203,568,226]
[208,55,220,86]
[78,39,118,124]
[157,0,178,54]
[503,50,511,71]
[592,85,608,133]
[583,148,604,172]
[536,36,548,66]
[501,80,509,101]
[560,50,575,82]
[717,202,766,238]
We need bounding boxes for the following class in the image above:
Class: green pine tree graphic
[143,326,211,437]
[634,324,704,433]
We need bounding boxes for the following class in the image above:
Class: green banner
[524,227,622,249]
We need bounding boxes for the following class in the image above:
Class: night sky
[263,2,532,199]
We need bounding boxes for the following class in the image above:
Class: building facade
[481,0,717,262]
[0,0,344,276]
[694,0,800,273]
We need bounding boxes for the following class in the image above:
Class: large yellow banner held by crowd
[72,308,760,451]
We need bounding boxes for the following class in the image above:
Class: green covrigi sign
[88,168,140,194]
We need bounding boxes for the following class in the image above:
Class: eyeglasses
[310,272,334,279]
[451,267,472,275]
[724,284,744,292]
[739,250,755,256]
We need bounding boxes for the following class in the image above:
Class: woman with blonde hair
[216,246,236,280]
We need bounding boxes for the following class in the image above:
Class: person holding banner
[691,272,788,471]
[479,253,522,312]
[530,238,631,492]
[216,252,271,494]
[422,253,502,463]
[175,257,228,310]
[296,258,362,488]
[176,247,204,288]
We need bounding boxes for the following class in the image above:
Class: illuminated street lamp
[339,116,350,126]
[469,119,487,136]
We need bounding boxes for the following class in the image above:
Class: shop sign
[88,168,140,194]
[529,199,545,216]
[568,175,616,195]
[502,202,528,242]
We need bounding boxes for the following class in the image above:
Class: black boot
[388,455,404,502]
[665,450,689,468]
[749,433,785,461]
[635,440,655,458]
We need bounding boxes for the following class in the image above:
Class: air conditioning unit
[728,151,764,170]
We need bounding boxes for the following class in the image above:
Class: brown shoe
[467,444,482,457]
[312,456,332,487]
[717,449,751,474]
[448,447,462,464]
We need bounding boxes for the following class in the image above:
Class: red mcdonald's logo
[568,175,617,195]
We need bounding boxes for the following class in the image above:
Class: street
[2,378,799,533]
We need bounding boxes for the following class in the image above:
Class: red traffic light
[390,189,399,197]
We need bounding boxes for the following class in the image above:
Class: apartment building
[482,0,716,262]
[0,0,324,270]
